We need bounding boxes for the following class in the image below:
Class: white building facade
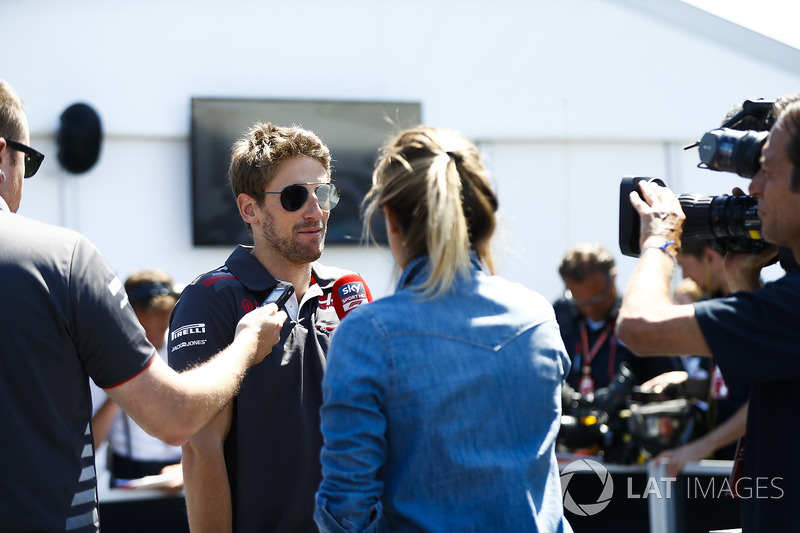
[7,0,800,300]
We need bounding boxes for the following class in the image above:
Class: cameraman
[617,95,800,532]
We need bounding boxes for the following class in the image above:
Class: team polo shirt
[168,245,353,533]
[0,203,155,532]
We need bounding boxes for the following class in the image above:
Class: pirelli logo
[170,323,206,341]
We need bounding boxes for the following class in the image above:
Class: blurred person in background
[648,241,750,476]
[92,269,184,492]
[553,242,680,397]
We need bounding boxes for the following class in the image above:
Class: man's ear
[237,193,259,224]
[0,137,8,168]
[0,138,8,182]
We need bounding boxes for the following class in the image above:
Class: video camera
[558,363,706,464]
[619,98,775,257]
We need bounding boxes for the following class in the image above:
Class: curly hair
[558,242,616,283]
[229,122,331,231]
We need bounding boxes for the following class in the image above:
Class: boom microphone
[331,274,373,320]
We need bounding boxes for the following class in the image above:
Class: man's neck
[584,316,608,331]
[251,245,313,301]
[711,269,730,297]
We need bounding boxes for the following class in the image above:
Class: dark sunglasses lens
[280,185,309,212]
[24,153,43,178]
[316,184,340,210]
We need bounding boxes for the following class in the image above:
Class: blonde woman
[315,126,573,533]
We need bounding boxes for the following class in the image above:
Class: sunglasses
[263,182,340,212]
[569,278,613,307]
[5,139,45,178]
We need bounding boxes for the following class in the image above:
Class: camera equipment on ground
[558,363,706,464]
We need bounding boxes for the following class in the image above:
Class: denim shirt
[315,256,573,533]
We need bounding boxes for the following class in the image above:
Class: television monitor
[191,98,422,246]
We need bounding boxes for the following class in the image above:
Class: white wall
[7,0,800,300]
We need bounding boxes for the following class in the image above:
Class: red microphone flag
[331,274,373,320]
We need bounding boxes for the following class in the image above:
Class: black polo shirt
[0,201,155,532]
[695,271,800,532]
[169,245,353,533]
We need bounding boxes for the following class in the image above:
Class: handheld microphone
[331,274,373,320]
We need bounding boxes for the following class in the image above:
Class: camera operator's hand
[653,439,715,478]
[640,370,688,395]
[723,187,779,292]
[630,180,686,250]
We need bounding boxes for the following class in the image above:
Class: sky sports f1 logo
[337,282,366,312]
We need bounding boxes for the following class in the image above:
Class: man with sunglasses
[553,242,679,396]
[169,122,362,533]
[0,80,287,533]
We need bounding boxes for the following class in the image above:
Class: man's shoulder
[173,266,251,324]
[700,271,800,315]
[552,297,578,323]
[187,247,252,293]
[191,266,244,292]
[766,270,800,290]
[169,266,244,369]
[552,296,571,312]
[3,211,86,249]
[1,213,112,285]
[171,262,249,319]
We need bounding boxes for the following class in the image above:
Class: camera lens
[698,128,768,179]
[679,194,764,249]
[618,177,769,257]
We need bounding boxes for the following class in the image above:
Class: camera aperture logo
[560,459,614,516]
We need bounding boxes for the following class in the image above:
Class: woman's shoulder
[481,274,553,309]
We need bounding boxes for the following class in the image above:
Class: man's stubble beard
[259,210,327,265]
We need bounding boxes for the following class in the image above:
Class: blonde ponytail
[364,126,498,299]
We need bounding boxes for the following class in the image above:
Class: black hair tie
[446,151,462,163]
